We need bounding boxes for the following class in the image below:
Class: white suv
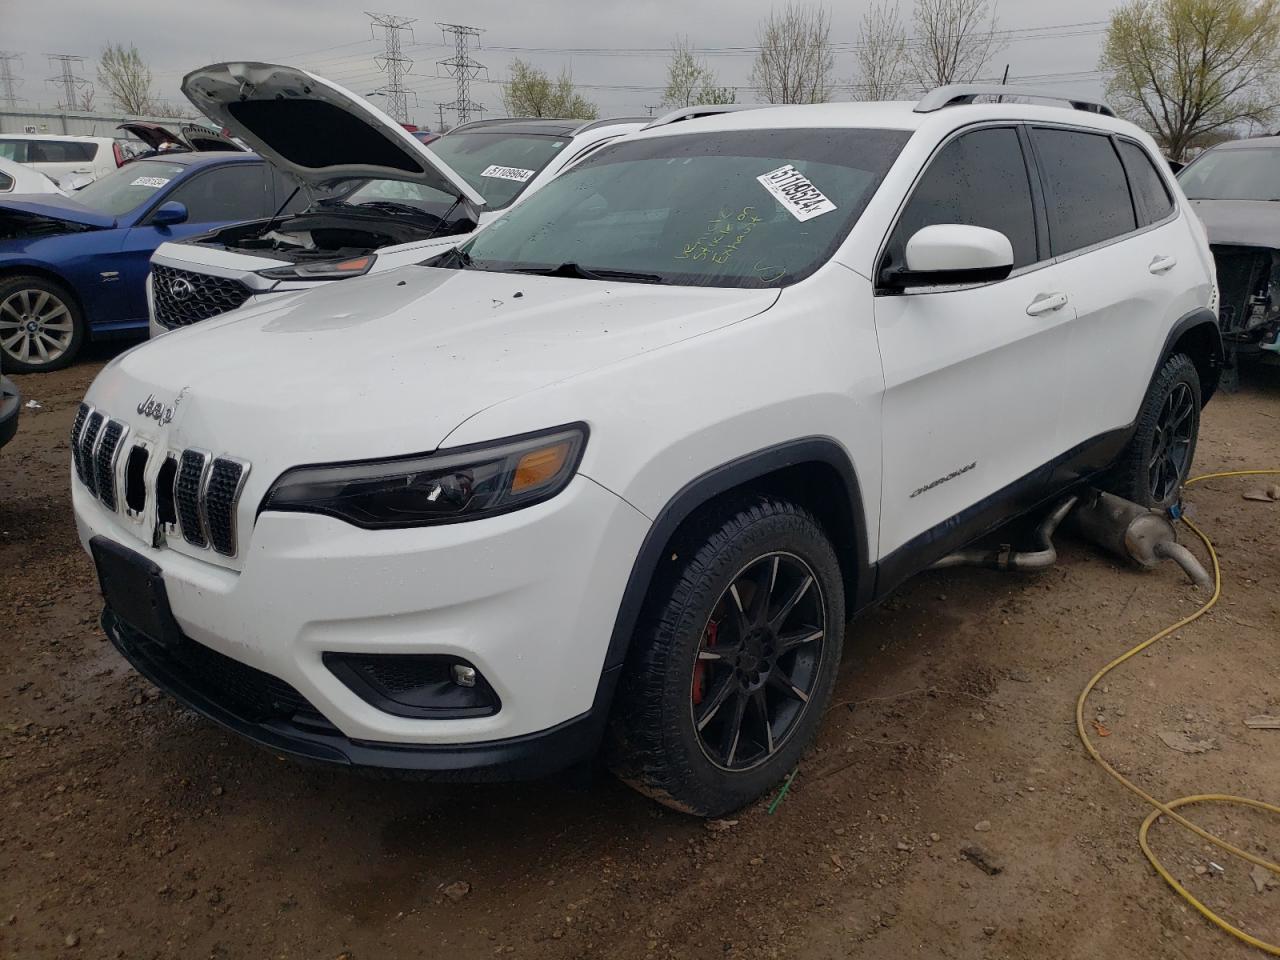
[73,86,1220,816]
[146,62,648,337]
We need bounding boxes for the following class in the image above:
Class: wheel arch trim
[1157,306,1222,403]
[599,437,871,679]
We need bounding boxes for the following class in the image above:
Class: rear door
[873,125,1074,564]
[1032,128,1206,446]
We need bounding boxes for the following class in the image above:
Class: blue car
[0,151,296,372]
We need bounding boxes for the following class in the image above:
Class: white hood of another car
[181,62,484,209]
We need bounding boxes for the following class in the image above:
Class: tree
[854,1,910,100]
[750,3,835,104]
[662,36,737,107]
[97,43,154,115]
[502,58,598,119]
[907,0,1002,89]
[1101,0,1280,160]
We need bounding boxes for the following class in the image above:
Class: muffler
[1065,490,1212,589]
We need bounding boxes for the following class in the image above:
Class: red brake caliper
[692,619,718,705]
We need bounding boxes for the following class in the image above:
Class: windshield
[455,128,910,287]
[429,132,568,209]
[72,161,185,216]
[1179,146,1280,201]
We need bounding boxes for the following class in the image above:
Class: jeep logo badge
[169,277,195,301]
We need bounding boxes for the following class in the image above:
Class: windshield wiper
[509,262,664,284]
[423,246,480,270]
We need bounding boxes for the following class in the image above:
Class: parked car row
[68,79,1222,815]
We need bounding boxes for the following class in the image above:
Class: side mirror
[150,201,189,227]
[884,224,1014,288]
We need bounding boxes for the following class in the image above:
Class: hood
[118,121,243,154]
[1189,199,1280,248]
[87,266,777,478]
[181,62,484,211]
[0,195,114,228]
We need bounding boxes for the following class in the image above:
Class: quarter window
[1117,140,1174,225]
[1032,128,1136,255]
[886,126,1039,272]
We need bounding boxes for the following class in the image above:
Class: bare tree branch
[751,3,835,104]
[907,0,1003,89]
[854,1,910,100]
[97,43,154,115]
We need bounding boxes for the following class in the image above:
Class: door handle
[1149,255,1177,274]
[1026,292,1069,316]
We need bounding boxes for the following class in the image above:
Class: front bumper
[0,375,19,449]
[75,472,651,769]
[104,608,621,778]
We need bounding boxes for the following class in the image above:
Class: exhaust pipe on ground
[929,489,1211,589]
[1065,489,1213,589]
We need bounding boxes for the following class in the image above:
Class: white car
[73,86,1220,816]
[145,61,649,337]
[0,156,68,196]
[0,134,123,186]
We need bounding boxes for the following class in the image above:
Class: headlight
[258,254,376,281]
[262,424,587,528]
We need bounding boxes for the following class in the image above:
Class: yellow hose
[1076,468,1280,954]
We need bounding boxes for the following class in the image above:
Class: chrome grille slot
[175,449,211,548]
[205,458,249,557]
[79,411,104,496]
[70,403,90,484]
[93,420,127,511]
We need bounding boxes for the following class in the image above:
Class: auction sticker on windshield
[481,164,536,183]
[756,164,837,222]
[130,176,171,188]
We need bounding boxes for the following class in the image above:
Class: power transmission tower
[367,12,417,123]
[436,102,447,133]
[45,53,90,110]
[0,52,23,107]
[436,23,486,126]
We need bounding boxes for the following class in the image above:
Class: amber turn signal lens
[511,442,571,493]
[335,256,373,272]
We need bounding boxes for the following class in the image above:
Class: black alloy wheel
[691,552,826,771]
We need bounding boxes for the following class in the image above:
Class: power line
[44,53,91,110]
[0,52,22,107]
[436,22,486,126]
[367,12,417,123]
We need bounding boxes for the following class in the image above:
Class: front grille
[70,403,90,484]
[79,411,104,496]
[205,458,248,557]
[74,405,253,558]
[152,264,252,330]
[175,450,210,547]
[111,615,332,729]
[94,420,127,511]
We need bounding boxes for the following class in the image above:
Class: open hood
[118,121,243,154]
[181,62,484,211]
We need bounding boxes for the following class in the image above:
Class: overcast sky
[4,0,1119,127]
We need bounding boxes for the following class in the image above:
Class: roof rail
[914,84,1116,118]
[572,116,651,135]
[642,104,758,131]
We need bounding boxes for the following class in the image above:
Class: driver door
[873,125,1074,572]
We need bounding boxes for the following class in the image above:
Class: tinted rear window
[1118,140,1174,224]
[27,140,98,163]
[1032,128,1136,255]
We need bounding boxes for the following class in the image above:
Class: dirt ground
[2,344,1277,960]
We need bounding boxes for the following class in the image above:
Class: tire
[608,496,845,817]
[1105,352,1201,510]
[0,275,85,373]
